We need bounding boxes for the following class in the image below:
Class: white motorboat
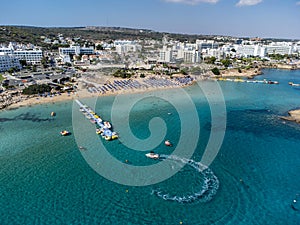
[145,152,160,159]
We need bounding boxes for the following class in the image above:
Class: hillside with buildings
[1,25,300,109]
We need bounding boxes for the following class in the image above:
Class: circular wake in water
[151,155,219,204]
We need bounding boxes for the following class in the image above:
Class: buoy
[126,190,128,193]
[51,112,56,117]
[180,221,183,224]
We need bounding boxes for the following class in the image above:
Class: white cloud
[164,0,218,5]
[236,0,262,6]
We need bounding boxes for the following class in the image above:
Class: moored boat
[104,121,112,129]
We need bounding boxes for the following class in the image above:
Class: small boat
[79,146,86,151]
[289,82,300,86]
[165,140,172,146]
[60,130,71,136]
[105,136,112,141]
[104,121,111,129]
[96,128,102,135]
[51,112,56,117]
[111,132,118,140]
[96,118,103,123]
[267,80,279,84]
[145,151,160,159]
[291,194,300,211]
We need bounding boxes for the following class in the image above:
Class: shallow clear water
[1,69,300,224]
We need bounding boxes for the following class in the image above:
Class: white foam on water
[151,155,219,203]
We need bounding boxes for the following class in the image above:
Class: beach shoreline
[3,79,197,111]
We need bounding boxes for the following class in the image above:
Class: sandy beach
[3,77,195,111]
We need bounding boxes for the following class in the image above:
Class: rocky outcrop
[0,92,30,110]
[280,109,300,123]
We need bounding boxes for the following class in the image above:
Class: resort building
[0,53,22,72]
[265,43,293,55]
[114,40,142,54]
[13,49,43,64]
[196,40,219,51]
[58,45,95,56]
[236,45,266,58]
[202,48,225,60]
[183,50,201,63]
[0,42,43,64]
[55,54,71,65]
[159,46,173,63]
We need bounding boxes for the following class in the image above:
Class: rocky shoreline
[214,68,262,79]
[280,109,300,123]
[0,91,32,110]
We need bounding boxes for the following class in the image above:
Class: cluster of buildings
[1,34,300,73]
[158,39,300,64]
[0,42,43,71]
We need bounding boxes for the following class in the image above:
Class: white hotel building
[236,45,266,58]
[114,40,142,54]
[0,43,43,71]
[0,53,22,72]
[13,49,43,64]
[159,46,173,63]
[59,45,95,55]
[265,43,293,55]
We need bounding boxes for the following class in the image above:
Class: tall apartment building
[183,50,201,63]
[159,46,173,63]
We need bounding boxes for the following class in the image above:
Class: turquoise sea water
[1,69,300,224]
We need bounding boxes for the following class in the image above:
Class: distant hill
[0,25,296,48]
[0,25,217,47]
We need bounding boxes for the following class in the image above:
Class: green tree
[7,68,15,74]
[19,60,27,67]
[22,84,52,95]
[211,67,220,75]
[96,44,104,50]
[32,65,37,72]
[180,68,188,75]
[41,56,49,68]
[206,56,217,64]
[221,59,231,68]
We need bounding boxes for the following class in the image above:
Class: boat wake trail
[151,154,219,204]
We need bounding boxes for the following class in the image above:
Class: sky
[0,0,300,39]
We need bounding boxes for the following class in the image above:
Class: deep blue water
[1,69,300,224]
